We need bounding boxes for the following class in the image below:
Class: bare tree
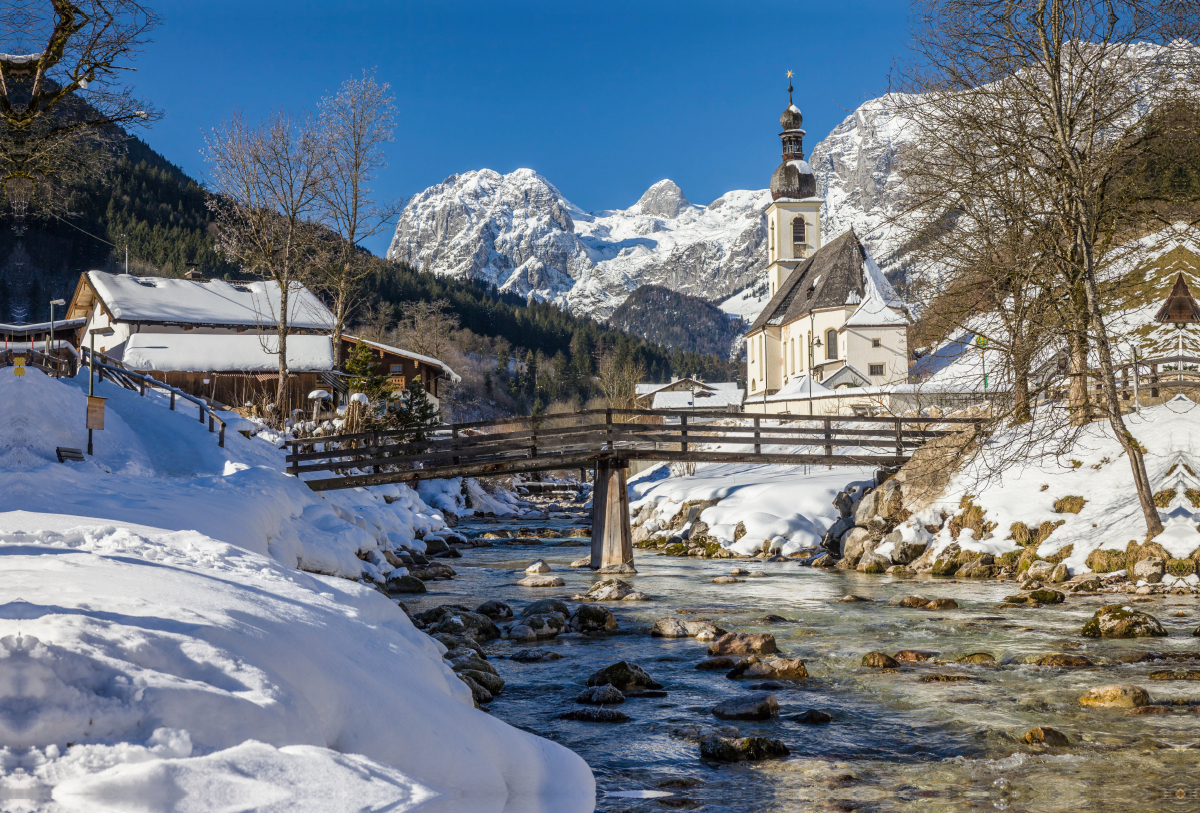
[315,71,403,367]
[596,352,646,411]
[0,0,161,228]
[894,0,1179,537]
[388,299,460,360]
[204,110,328,419]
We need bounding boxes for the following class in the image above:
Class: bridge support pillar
[590,459,633,570]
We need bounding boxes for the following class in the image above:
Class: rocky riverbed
[397,500,1200,813]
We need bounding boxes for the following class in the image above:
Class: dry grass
[1009,519,1066,547]
[948,495,997,541]
[1052,495,1087,514]
[1153,489,1175,509]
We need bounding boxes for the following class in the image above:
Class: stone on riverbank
[1079,684,1150,708]
[458,673,493,706]
[587,661,663,692]
[569,604,617,633]
[516,575,565,587]
[1024,727,1069,746]
[560,708,630,723]
[712,693,779,721]
[435,611,501,643]
[474,599,513,620]
[650,618,726,640]
[459,668,505,695]
[862,652,900,668]
[576,685,625,705]
[386,574,427,594]
[1081,605,1168,638]
[699,736,789,763]
[708,633,778,657]
[509,649,562,662]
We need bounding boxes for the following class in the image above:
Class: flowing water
[409,503,1200,813]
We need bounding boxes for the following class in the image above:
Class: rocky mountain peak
[635,179,692,219]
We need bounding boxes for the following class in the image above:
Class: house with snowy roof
[66,269,337,407]
[635,378,744,412]
[743,85,910,415]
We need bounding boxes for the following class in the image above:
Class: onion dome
[781,103,803,132]
[770,160,817,200]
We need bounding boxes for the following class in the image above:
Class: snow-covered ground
[0,369,593,812]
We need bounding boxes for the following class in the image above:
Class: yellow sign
[86,396,105,430]
[13,356,24,377]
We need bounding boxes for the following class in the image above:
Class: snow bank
[899,395,1200,573]
[0,519,592,811]
[630,462,872,555]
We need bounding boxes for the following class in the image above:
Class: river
[406,501,1200,813]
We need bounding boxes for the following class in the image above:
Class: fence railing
[285,408,981,490]
[80,347,227,447]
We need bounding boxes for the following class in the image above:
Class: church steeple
[770,73,816,201]
[780,72,805,161]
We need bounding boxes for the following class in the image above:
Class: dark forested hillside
[607,284,743,359]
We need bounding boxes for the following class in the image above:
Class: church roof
[747,229,903,333]
[1154,273,1200,324]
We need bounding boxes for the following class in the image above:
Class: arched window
[790,339,796,374]
[826,329,838,360]
[769,222,775,263]
[792,217,806,257]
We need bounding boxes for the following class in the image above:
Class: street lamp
[46,298,65,358]
[87,326,115,455]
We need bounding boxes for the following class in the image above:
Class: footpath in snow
[0,369,593,812]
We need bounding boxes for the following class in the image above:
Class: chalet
[635,378,744,412]
[66,269,336,408]
[340,334,460,407]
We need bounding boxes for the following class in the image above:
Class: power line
[46,210,120,249]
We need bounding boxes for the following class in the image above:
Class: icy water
[408,506,1200,813]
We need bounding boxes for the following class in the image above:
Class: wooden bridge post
[753,416,761,455]
[680,414,688,453]
[823,417,833,458]
[590,459,633,571]
[893,418,903,457]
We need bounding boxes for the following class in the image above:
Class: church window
[869,364,885,377]
[792,217,806,257]
[826,329,838,360]
[790,339,795,373]
[769,222,775,262]
[872,338,881,348]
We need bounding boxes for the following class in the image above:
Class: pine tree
[344,343,392,403]
[399,375,440,441]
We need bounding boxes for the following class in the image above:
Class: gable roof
[343,334,460,382]
[71,271,334,330]
[747,229,901,333]
[1154,273,1200,325]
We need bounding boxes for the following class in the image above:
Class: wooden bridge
[286,409,978,571]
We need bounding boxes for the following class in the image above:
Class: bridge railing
[285,409,982,490]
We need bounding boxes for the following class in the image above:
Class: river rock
[569,604,617,633]
[1024,726,1069,746]
[474,599,513,620]
[857,552,891,574]
[898,595,930,608]
[840,527,873,563]
[811,553,837,568]
[458,673,493,705]
[741,657,809,680]
[1081,604,1168,638]
[516,575,565,587]
[712,575,745,584]
[957,652,996,664]
[925,598,959,610]
[853,487,883,526]
[435,611,501,643]
[1035,653,1094,667]
[696,656,737,671]
[650,618,726,639]
[523,598,570,617]
[1049,563,1070,583]
[891,539,928,565]
[525,559,551,573]
[893,650,937,663]
[792,709,833,724]
[386,574,427,594]
[1005,589,1066,605]
[422,535,450,555]
[1078,683,1150,708]
[585,579,636,601]
[521,612,567,638]
[712,692,779,721]
[957,554,997,579]
[598,562,637,574]
[576,685,625,705]
[862,652,900,668]
[708,633,778,656]
[839,594,872,603]
[433,633,482,656]
[570,557,591,568]
[459,668,505,695]
[699,736,789,762]
[447,650,495,675]
[1132,557,1165,584]
[509,649,563,662]
[622,591,652,601]
[560,708,630,723]
[587,661,663,692]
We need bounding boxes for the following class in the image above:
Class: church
[744,84,910,413]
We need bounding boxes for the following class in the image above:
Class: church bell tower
[765,74,822,298]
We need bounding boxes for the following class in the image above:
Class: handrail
[1,347,77,378]
[80,347,226,447]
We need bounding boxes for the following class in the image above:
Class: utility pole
[87,326,115,455]
[47,298,65,366]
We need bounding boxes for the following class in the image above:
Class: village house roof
[1154,273,1200,325]
[123,333,335,373]
[68,271,334,330]
[747,229,905,333]
[342,334,461,383]
[651,386,744,410]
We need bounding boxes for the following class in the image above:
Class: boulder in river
[839,595,872,603]
[699,736,789,763]
[560,708,630,723]
[587,661,663,692]
[650,618,726,639]
[576,685,625,705]
[386,574,427,594]
[584,579,637,601]
[474,599,513,620]
[893,650,937,663]
[956,652,996,664]
[521,612,567,639]
[712,692,779,721]
[598,562,637,574]
[791,709,832,725]
[924,598,959,610]
[741,657,809,680]
[516,574,565,587]
[525,559,551,573]
[570,557,591,568]
[1024,726,1069,746]
[857,553,890,574]
[712,576,744,584]
[707,633,778,657]
[1081,605,1168,638]
[898,595,929,608]
[569,604,617,633]
[810,553,836,568]
[434,611,501,643]
[862,652,900,668]
[1005,589,1065,605]
[1078,683,1150,708]
[523,599,570,618]
[696,656,737,671]
[509,649,563,663]
[1034,653,1094,668]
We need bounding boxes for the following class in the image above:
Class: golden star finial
[786,70,794,78]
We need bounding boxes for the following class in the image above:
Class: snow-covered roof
[123,333,334,373]
[843,283,908,328]
[84,272,334,330]
[343,335,460,383]
[0,317,85,336]
[651,387,745,410]
[765,374,833,402]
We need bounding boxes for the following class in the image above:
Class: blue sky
[132,0,911,255]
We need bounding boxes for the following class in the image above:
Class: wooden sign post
[87,396,105,430]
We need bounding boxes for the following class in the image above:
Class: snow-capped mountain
[387,97,911,322]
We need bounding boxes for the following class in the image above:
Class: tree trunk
[277,282,290,425]
[1011,357,1032,425]
[1081,272,1163,539]
[1067,307,1091,426]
